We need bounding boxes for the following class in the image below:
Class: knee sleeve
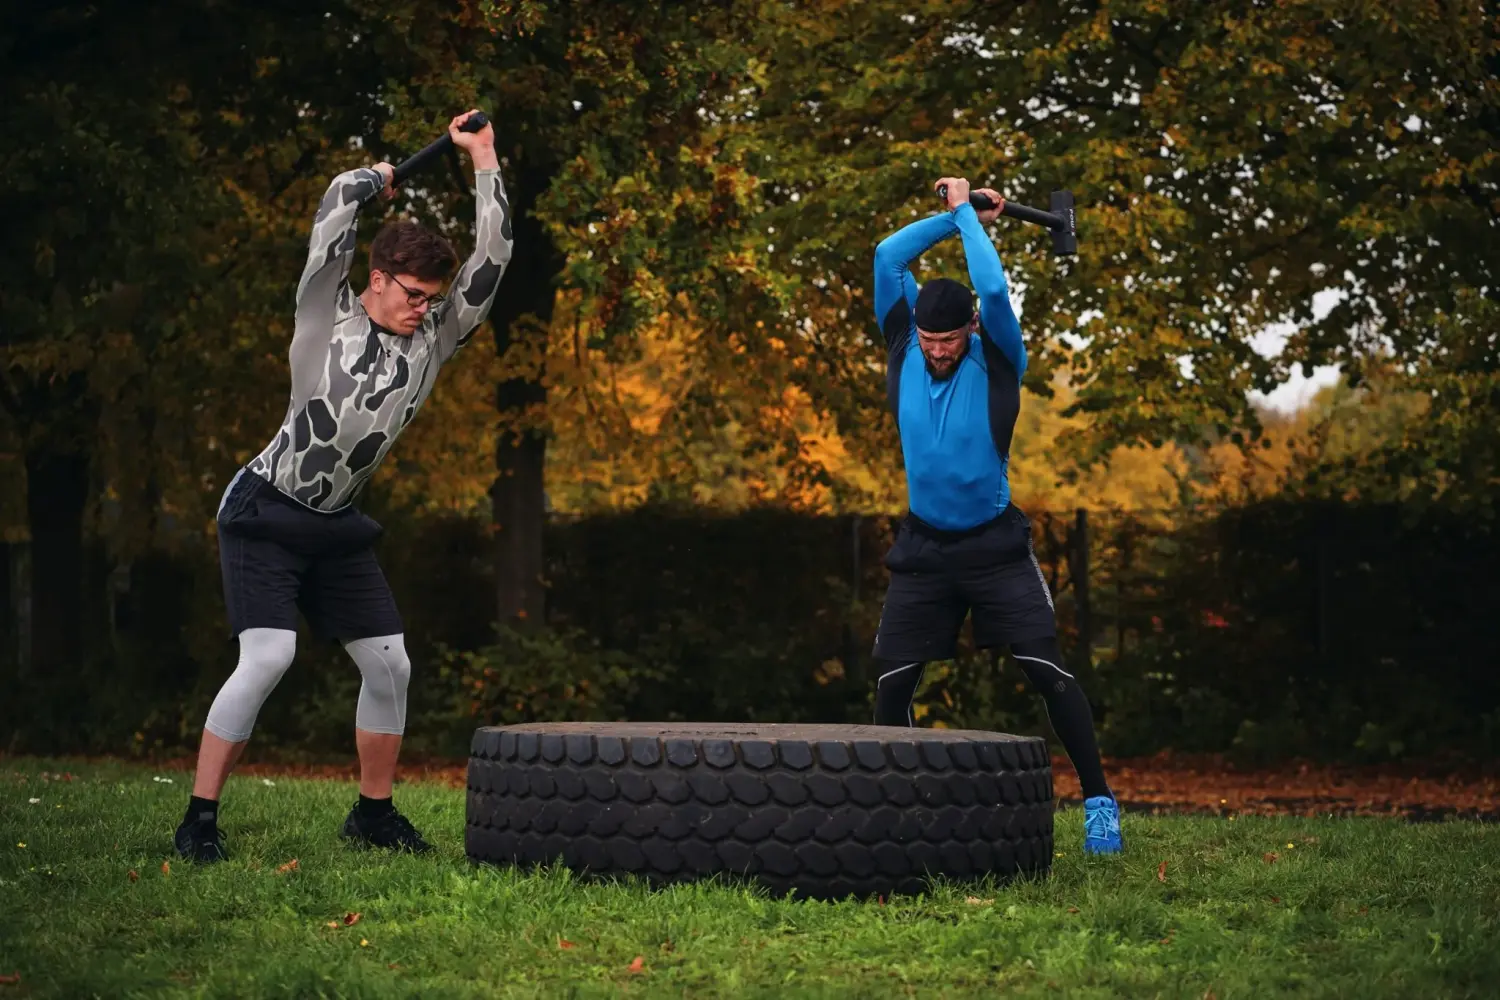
[873,658,927,727]
[345,634,411,736]
[204,628,298,743]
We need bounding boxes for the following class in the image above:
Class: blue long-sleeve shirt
[873,202,1026,531]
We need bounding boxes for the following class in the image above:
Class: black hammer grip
[998,199,1064,230]
[938,185,1065,229]
[391,112,490,187]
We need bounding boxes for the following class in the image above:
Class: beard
[923,350,965,381]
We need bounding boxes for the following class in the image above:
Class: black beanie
[913,278,974,332]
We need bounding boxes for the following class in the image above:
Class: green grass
[1,758,1497,998]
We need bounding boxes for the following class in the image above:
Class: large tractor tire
[465,722,1054,901]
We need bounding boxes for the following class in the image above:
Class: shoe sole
[340,833,432,854]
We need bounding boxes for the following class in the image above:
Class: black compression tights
[872,638,1112,799]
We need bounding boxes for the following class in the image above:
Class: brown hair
[369,220,459,282]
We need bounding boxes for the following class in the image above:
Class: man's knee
[1008,637,1077,695]
[204,627,298,742]
[346,634,411,735]
[347,635,410,687]
[238,627,298,675]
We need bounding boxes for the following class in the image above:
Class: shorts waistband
[224,467,355,518]
[901,506,1013,543]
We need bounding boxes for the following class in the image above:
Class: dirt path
[64,748,1492,822]
[1050,750,1500,821]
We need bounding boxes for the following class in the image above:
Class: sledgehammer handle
[936,185,1065,230]
[391,112,490,187]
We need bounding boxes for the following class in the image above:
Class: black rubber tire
[465,722,1054,900]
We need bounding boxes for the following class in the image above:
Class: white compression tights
[203,628,411,742]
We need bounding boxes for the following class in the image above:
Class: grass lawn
[2,758,1497,998]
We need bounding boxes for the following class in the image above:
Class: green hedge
[2,501,1495,763]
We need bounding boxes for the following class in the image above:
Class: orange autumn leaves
[557,937,648,974]
[378,292,1321,521]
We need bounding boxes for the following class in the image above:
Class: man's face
[372,270,445,334]
[916,316,976,380]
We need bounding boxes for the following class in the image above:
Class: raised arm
[873,213,959,347]
[431,112,514,362]
[953,198,1024,376]
[296,166,385,315]
[432,167,514,362]
[288,164,388,404]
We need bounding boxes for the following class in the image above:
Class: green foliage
[420,626,657,746]
[2,2,1497,765]
[606,0,1500,478]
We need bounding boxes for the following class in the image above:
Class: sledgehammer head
[1050,190,1077,256]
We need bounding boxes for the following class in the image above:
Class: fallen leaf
[1067,907,1080,914]
[276,859,299,875]
[343,912,362,927]
[1161,930,1175,945]
[161,861,170,876]
[1358,906,1369,915]
[326,922,339,929]
[965,896,993,906]
[558,939,576,950]
[128,870,139,883]
[1270,896,1281,904]
[1302,836,1320,844]
[1263,852,1279,864]
[627,956,645,974]
[388,963,401,970]
[1157,860,1168,883]
[0,973,19,986]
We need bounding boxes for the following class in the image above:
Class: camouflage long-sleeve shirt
[247,165,513,510]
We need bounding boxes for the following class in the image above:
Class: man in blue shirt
[870,176,1122,855]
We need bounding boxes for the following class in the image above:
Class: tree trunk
[493,375,549,625]
[489,180,564,628]
[24,448,90,675]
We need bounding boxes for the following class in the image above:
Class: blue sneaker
[1083,795,1124,854]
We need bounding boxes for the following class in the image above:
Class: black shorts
[215,469,403,642]
[872,504,1056,663]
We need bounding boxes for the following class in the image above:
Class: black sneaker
[340,803,433,854]
[175,816,229,863]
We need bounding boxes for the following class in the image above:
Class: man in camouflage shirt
[175,110,514,862]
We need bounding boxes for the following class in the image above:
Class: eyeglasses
[383,271,445,309]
